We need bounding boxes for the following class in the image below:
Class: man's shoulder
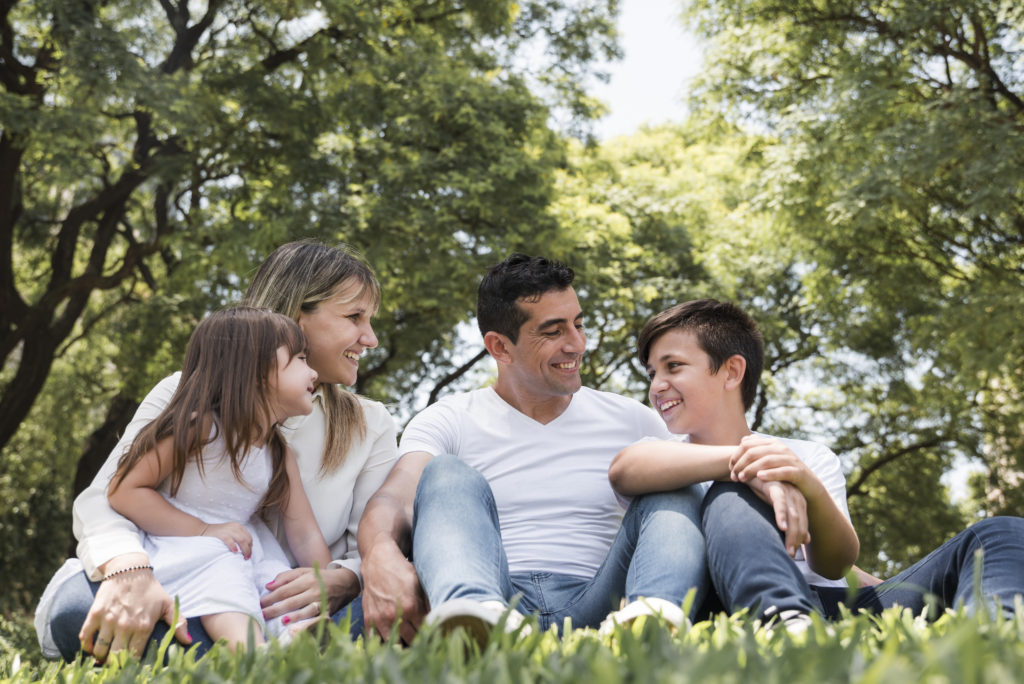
[576,386,647,408]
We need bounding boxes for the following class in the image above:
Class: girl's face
[270,346,318,422]
[297,278,379,386]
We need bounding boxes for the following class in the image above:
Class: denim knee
[415,455,486,501]
[629,486,703,520]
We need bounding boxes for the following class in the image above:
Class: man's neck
[491,379,574,425]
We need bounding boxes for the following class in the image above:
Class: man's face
[503,287,586,399]
[645,328,726,442]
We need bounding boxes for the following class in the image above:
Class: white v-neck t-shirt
[399,386,668,578]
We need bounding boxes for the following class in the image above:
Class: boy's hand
[745,477,811,557]
[730,435,814,494]
[202,522,253,559]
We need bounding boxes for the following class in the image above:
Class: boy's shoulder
[755,432,839,466]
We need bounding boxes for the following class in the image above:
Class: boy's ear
[722,354,747,391]
[483,331,514,365]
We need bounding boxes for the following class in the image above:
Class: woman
[35,240,398,660]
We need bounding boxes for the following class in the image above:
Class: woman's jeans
[411,454,708,632]
[46,570,364,661]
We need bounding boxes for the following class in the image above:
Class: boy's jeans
[412,454,708,632]
[702,481,1024,620]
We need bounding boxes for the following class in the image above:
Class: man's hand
[744,477,810,558]
[360,541,427,644]
[78,558,191,661]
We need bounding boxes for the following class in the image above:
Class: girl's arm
[608,441,737,495]
[107,433,252,557]
[279,448,332,569]
[730,435,859,580]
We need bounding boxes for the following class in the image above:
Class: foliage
[0,0,618,612]
[5,606,1024,683]
[683,0,1023,570]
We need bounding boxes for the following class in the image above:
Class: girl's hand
[260,566,359,626]
[202,522,253,559]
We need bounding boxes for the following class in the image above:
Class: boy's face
[645,329,729,441]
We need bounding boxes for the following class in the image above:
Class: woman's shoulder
[355,395,397,434]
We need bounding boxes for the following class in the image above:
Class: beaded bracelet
[102,564,154,581]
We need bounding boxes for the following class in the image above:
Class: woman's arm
[730,435,859,580]
[74,374,180,578]
[608,440,736,495]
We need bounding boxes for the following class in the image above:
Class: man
[357,254,707,641]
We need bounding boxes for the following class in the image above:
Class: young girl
[106,307,331,649]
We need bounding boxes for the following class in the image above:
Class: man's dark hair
[477,253,575,342]
[637,299,764,411]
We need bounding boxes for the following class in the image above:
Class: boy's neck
[687,415,752,446]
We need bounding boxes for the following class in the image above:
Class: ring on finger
[308,601,321,615]
[95,636,110,648]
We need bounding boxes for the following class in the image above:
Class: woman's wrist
[322,565,360,613]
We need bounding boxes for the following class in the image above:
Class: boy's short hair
[477,253,575,342]
[637,299,764,411]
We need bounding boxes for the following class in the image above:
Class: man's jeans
[702,481,1024,620]
[46,570,364,661]
[411,454,708,632]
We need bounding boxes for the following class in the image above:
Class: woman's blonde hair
[241,240,381,473]
[112,308,305,517]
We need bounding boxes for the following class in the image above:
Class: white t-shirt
[399,386,669,578]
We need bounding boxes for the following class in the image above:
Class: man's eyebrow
[536,311,584,330]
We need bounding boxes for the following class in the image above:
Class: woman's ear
[483,331,514,365]
[722,354,747,391]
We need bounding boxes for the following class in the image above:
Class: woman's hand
[259,565,360,626]
[78,556,192,661]
[202,522,253,559]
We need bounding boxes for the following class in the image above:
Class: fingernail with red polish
[283,616,291,625]
[266,581,274,588]
[186,632,193,643]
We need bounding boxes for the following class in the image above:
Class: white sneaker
[424,599,528,647]
[598,597,687,636]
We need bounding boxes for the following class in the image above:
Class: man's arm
[356,450,433,643]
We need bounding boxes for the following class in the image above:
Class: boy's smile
[645,329,731,443]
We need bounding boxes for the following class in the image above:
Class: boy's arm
[280,448,332,569]
[609,441,737,495]
[611,438,811,556]
[730,435,859,580]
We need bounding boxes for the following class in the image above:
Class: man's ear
[483,331,514,365]
[722,354,747,390]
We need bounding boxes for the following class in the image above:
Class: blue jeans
[702,481,1024,620]
[47,569,363,661]
[411,454,708,632]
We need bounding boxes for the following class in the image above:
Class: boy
[610,299,1024,624]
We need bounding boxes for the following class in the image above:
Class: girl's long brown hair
[110,308,307,517]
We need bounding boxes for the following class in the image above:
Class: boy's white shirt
[638,432,850,588]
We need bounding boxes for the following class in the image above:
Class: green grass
[3,607,1024,683]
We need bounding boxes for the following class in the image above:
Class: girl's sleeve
[73,373,180,580]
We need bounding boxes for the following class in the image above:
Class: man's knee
[417,455,488,498]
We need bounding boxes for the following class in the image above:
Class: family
[35,241,1024,660]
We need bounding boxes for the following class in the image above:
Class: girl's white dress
[144,431,290,635]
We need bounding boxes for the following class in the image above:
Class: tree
[1,0,620,611]
[684,0,1023,570]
